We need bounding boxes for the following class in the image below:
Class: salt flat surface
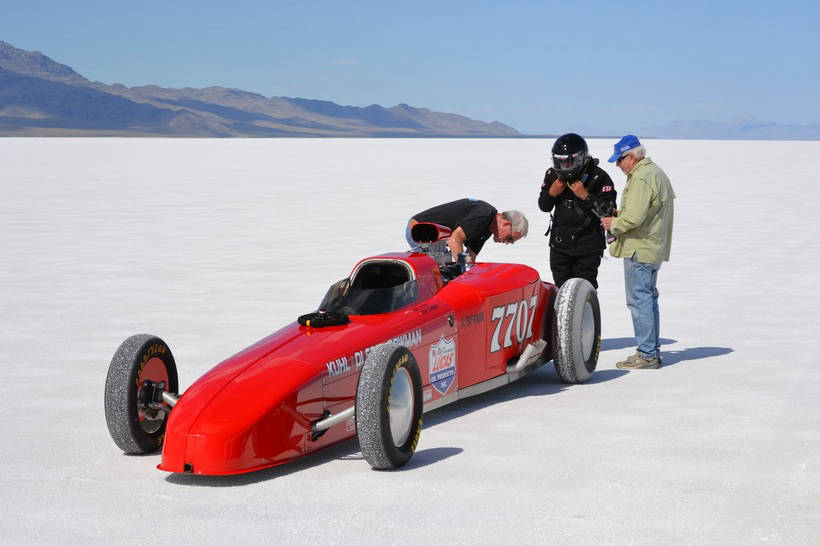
[1,138,818,544]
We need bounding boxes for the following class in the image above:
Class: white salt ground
[1,138,818,544]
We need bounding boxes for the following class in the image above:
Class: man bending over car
[407,198,528,262]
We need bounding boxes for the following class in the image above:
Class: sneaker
[616,353,660,369]
[619,352,642,363]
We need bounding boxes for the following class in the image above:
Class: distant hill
[637,118,820,140]
[550,118,820,141]
[0,40,519,137]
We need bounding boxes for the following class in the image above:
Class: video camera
[591,201,617,245]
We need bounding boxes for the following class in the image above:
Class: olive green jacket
[609,157,675,263]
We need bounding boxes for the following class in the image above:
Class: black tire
[104,334,178,454]
[552,278,601,383]
[355,343,423,470]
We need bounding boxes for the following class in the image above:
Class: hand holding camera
[592,201,617,244]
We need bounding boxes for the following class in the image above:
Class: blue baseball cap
[608,134,641,163]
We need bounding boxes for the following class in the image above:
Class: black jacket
[538,158,617,255]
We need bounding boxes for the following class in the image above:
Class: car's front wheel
[355,343,423,470]
[104,334,178,454]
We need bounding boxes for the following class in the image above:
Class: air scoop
[410,222,452,245]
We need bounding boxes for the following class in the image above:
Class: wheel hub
[137,379,169,434]
[389,367,414,446]
[581,300,595,361]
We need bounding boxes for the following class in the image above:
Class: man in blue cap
[600,135,675,369]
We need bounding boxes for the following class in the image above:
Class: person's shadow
[601,336,733,366]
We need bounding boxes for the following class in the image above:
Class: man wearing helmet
[538,133,617,289]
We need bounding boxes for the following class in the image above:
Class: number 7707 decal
[489,291,539,353]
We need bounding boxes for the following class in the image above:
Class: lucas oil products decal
[429,335,456,395]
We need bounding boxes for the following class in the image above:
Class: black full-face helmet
[551,133,589,181]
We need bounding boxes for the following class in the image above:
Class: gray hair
[624,144,646,161]
[502,210,529,238]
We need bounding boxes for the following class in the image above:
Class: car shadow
[403,447,464,469]
[165,439,362,487]
[164,440,465,486]
[164,362,623,487]
[162,340,735,485]
[336,446,464,468]
[170,342,706,486]
[333,444,465,469]
[421,364,626,430]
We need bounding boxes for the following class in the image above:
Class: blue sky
[2,0,818,134]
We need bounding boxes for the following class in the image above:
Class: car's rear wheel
[355,343,423,469]
[552,278,600,383]
[104,334,178,454]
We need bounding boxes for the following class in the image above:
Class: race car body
[104,223,600,475]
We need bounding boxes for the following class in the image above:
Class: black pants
[550,249,602,289]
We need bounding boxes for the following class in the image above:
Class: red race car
[104,223,601,474]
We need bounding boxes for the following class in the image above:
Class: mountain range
[0,40,518,137]
[2,40,819,139]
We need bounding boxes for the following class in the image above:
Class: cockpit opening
[319,260,418,316]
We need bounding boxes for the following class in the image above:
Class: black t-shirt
[413,198,496,254]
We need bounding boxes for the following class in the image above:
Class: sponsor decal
[411,303,439,315]
[423,388,433,402]
[325,328,423,379]
[388,329,422,349]
[429,335,456,395]
[325,356,350,378]
[460,311,484,329]
[136,343,167,387]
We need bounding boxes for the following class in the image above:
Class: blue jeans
[624,253,662,358]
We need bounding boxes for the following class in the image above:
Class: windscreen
[319,262,418,315]
[320,280,418,315]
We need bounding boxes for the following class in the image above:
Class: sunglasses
[616,153,630,165]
